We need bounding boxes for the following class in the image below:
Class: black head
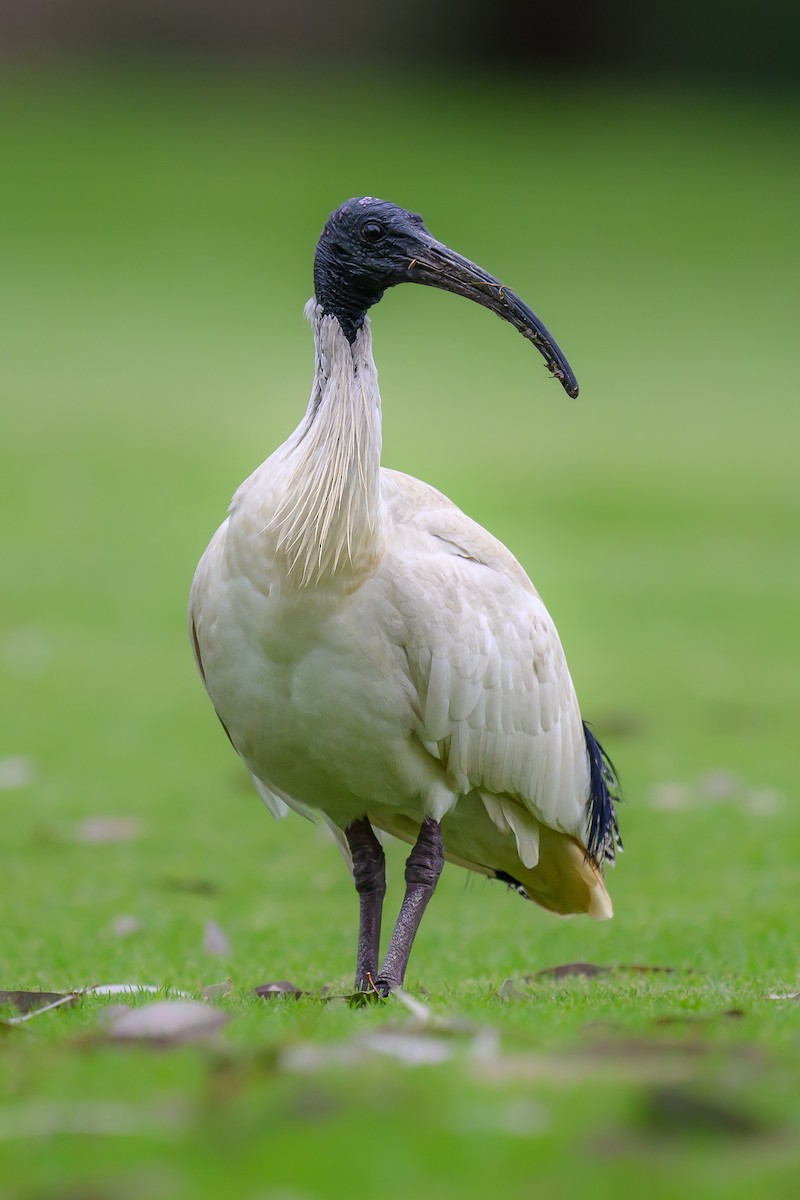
[313,196,579,397]
[314,198,430,342]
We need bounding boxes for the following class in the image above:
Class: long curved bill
[406,236,579,398]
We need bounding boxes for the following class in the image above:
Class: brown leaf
[0,990,77,1015]
[159,877,220,896]
[104,1000,229,1044]
[641,1085,765,1138]
[531,962,609,980]
[653,1009,745,1026]
[529,962,676,982]
[254,981,308,1000]
[202,921,232,957]
[587,712,644,738]
[201,978,232,1001]
[7,993,81,1024]
[493,978,529,1002]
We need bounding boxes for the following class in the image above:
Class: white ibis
[190,197,621,995]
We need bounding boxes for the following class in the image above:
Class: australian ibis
[190,197,621,995]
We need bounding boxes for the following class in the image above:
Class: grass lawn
[1,67,799,1198]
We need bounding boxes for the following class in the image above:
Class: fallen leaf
[587,712,644,738]
[254,980,308,999]
[0,756,35,791]
[744,787,782,814]
[75,817,141,843]
[649,782,692,810]
[0,990,76,1015]
[641,1084,765,1138]
[104,1000,229,1044]
[528,962,676,982]
[201,978,232,1001]
[358,1030,454,1064]
[698,770,740,800]
[494,978,529,1002]
[111,915,142,937]
[531,962,609,980]
[203,920,232,957]
[281,1041,363,1071]
[4,993,80,1024]
[160,877,220,896]
[653,1009,745,1026]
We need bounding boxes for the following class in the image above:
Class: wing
[382,470,592,863]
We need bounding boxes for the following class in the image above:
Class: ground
[1,68,799,1199]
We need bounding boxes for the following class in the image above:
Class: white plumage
[190,199,621,990]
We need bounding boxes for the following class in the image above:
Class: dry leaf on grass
[111,915,142,937]
[201,978,232,1001]
[531,962,609,980]
[641,1084,766,1138]
[282,1028,458,1071]
[254,980,309,999]
[103,1000,229,1044]
[649,773,783,816]
[0,756,35,791]
[1,992,79,1024]
[159,877,220,896]
[653,1009,745,1026]
[0,990,78,1015]
[74,817,141,844]
[202,920,232,957]
[358,1030,454,1064]
[493,978,530,1002]
[530,962,676,982]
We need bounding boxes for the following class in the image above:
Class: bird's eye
[361,220,385,244]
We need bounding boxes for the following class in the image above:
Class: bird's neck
[272,301,387,589]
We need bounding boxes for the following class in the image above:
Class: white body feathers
[190,304,612,919]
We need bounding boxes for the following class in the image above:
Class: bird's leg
[375,817,444,995]
[345,817,386,992]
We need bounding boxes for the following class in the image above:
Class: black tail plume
[583,722,623,868]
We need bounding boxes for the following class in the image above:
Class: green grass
[1,66,799,1198]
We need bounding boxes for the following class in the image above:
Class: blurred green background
[1,6,800,1198]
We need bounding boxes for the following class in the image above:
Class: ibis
[190,197,622,995]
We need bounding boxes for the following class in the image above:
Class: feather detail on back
[583,723,623,867]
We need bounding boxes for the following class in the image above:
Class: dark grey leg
[375,817,444,995]
[345,818,386,991]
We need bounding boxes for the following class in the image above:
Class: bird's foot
[348,970,398,1003]
[372,975,400,997]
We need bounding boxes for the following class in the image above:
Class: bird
[189,197,622,996]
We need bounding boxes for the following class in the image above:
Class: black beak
[405,235,579,398]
